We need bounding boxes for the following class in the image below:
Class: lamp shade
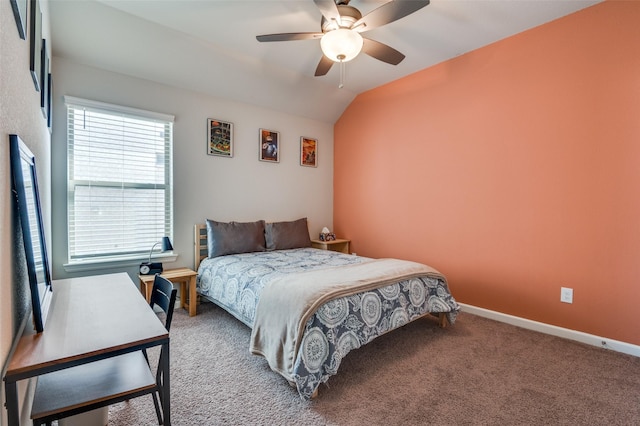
[161,236,173,251]
[320,29,363,62]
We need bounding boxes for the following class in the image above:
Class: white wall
[1,0,52,423]
[51,58,335,280]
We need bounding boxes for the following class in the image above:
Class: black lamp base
[139,262,163,275]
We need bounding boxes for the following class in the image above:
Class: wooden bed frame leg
[438,312,449,328]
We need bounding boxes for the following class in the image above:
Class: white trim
[63,252,179,273]
[63,95,175,123]
[459,303,640,358]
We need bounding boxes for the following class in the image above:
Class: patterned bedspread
[197,248,459,399]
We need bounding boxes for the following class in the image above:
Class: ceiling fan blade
[353,0,430,33]
[313,0,341,24]
[362,38,405,65]
[257,32,323,42]
[314,55,334,76]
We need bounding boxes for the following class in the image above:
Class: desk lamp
[139,236,173,275]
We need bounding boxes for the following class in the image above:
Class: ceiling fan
[256,0,430,82]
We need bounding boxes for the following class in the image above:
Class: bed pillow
[206,219,266,258]
[265,218,311,250]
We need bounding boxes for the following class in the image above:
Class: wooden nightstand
[139,267,198,316]
[311,239,350,254]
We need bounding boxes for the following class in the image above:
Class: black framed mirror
[10,134,52,332]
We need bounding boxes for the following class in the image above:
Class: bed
[194,218,460,400]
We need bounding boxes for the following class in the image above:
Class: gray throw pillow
[206,219,266,258]
[265,218,311,250]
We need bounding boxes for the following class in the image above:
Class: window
[65,96,174,265]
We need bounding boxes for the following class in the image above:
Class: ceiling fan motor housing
[321,5,362,32]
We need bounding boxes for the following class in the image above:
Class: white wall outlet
[560,287,573,304]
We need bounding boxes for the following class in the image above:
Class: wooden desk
[139,268,198,316]
[3,273,170,426]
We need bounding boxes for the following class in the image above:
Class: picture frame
[10,135,53,333]
[300,137,318,167]
[10,0,28,40]
[259,128,279,162]
[40,39,49,119]
[47,73,53,131]
[207,118,233,157]
[29,0,42,91]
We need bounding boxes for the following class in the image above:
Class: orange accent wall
[334,1,640,345]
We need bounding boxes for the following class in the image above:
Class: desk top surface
[6,272,168,379]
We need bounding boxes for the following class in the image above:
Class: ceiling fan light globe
[320,29,363,62]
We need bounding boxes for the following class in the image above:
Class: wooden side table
[311,238,350,254]
[139,267,198,316]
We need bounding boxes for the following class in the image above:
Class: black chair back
[150,274,177,331]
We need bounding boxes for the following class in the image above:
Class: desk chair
[146,274,178,423]
[31,275,177,426]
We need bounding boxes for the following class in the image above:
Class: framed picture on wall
[10,0,28,39]
[207,118,233,157]
[40,39,49,119]
[29,0,42,91]
[47,73,53,131]
[300,137,317,167]
[259,128,279,162]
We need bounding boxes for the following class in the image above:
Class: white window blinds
[65,96,174,262]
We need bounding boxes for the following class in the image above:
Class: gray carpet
[108,301,640,425]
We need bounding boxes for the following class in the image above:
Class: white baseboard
[458,303,640,358]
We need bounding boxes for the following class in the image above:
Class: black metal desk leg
[162,340,170,426]
[5,380,19,426]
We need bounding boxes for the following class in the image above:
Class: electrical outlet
[560,287,573,304]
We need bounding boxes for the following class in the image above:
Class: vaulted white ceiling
[49,0,600,123]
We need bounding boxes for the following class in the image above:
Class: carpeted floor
[108,301,640,425]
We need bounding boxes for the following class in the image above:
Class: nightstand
[311,239,350,254]
[138,267,198,316]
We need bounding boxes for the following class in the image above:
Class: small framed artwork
[207,118,233,157]
[300,137,318,167]
[40,39,49,119]
[259,128,279,162]
[10,0,28,39]
[47,73,53,131]
[29,0,42,91]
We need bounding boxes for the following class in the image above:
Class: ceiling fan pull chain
[338,55,345,89]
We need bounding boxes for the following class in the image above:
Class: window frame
[63,96,176,272]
